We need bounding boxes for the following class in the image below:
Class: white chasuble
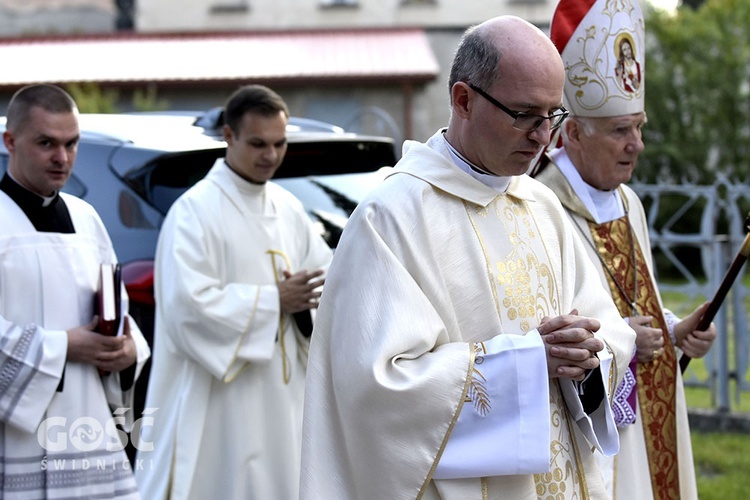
[136,160,333,500]
[300,131,635,500]
[0,192,150,499]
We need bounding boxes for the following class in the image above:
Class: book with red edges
[97,263,122,336]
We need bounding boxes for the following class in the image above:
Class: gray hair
[448,24,501,103]
[561,116,597,142]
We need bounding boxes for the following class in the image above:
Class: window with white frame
[319,0,359,7]
[210,0,249,13]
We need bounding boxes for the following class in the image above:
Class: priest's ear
[2,130,15,153]
[223,123,237,145]
[450,82,473,120]
[561,118,585,150]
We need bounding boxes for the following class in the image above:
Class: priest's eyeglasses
[468,83,569,132]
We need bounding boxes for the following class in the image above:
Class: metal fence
[631,173,749,412]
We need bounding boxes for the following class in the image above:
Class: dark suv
[0,109,397,454]
[0,108,396,308]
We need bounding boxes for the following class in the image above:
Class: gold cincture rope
[267,249,293,384]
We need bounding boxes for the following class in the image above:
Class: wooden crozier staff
[680,212,750,373]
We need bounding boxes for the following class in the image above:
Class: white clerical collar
[7,170,57,206]
[442,135,511,193]
[550,147,624,223]
[223,160,266,195]
[222,160,271,215]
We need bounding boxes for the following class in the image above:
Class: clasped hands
[66,316,137,373]
[538,309,603,381]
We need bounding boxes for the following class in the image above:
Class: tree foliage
[132,85,169,112]
[64,83,170,114]
[65,83,119,114]
[641,0,750,183]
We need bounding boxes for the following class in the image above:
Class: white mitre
[550,0,646,117]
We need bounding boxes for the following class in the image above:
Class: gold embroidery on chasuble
[465,195,588,498]
[589,217,679,499]
[469,343,492,416]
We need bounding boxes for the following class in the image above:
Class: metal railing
[631,173,749,412]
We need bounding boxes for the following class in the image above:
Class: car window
[63,173,87,198]
[126,139,396,217]
[124,149,225,215]
[274,140,396,178]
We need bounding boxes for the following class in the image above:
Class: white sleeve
[662,308,679,345]
[433,330,550,479]
[0,319,67,433]
[558,345,620,457]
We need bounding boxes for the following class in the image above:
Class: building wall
[136,0,554,32]
[0,0,114,36]
[0,0,558,146]
[130,0,556,141]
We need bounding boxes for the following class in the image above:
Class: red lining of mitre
[550,0,597,54]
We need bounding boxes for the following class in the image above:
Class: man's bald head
[448,16,563,103]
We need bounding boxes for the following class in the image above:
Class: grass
[686,367,750,499]
[692,431,750,500]
[684,356,750,499]
[659,283,750,499]
[683,360,750,413]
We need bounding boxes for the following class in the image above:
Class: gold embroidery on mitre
[563,0,645,115]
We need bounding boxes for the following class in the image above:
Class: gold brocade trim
[589,217,679,499]
[534,381,587,498]
[267,249,293,385]
[467,195,587,497]
[417,343,476,499]
[465,196,559,331]
[463,201,503,319]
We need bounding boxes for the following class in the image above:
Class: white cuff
[434,331,550,479]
